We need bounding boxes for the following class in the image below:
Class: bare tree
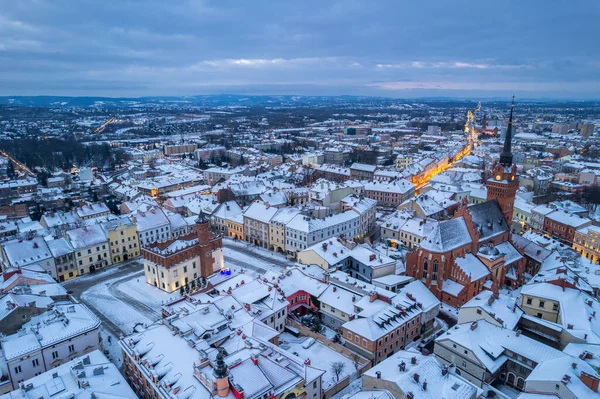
[352,354,361,375]
[330,361,346,383]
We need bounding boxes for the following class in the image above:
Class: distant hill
[0,95,596,108]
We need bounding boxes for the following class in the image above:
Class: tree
[352,354,362,375]
[333,332,342,344]
[330,361,346,383]
[6,161,16,179]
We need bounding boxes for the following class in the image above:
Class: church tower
[486,97,519,224]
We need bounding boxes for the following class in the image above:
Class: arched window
[432,260,439,280]
[423,259,428,271]
[517,377,525,390]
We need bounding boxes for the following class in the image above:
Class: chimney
[333,286,337,292]
[407,393,414,399]
[442,365,448,376]
[251,354,258,365]
[413,373,420,383]
[304,358,311,366]
[369,291,377,303]
[411,356,417,365]
[470,321,478,330]
[399,361,406,372]
[375,371,381,379]
[422,380,427,391]
[581,372,600,393]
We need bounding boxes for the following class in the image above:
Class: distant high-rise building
[427,125,441,135]
[552,123,569,134]
[581,123,595,138]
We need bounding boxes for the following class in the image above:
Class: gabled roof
[467,200,509,242]
[420,217,472,253]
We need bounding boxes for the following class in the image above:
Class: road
[0,149,36,177]
[222,240,294,269]
[63,259,144,336]
[61,245,293,336]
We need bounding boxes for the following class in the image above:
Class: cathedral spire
[499,96,515,167]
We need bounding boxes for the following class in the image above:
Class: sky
[1,0,599,99]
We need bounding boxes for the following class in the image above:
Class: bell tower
[486,97,519,224]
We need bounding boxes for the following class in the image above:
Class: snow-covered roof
[545,210,591,228]
[75,202,110,218]
[454,253,490,282]
[441,280,465,297]
[363,349,480,399]
[286,210,359,234]
[132,207,170,231]
[437,320,563,374]
[243,200,279,224]
[526,354,600,398]
[420,217,472,253]
[364,179,414,194]
[520,282,600,343]
[0,350,136,399]
[467,200,510,241]
[2,237,52,267]
[1,303,100,361]
[46,237,74,257]
[461,291,523,330]
[273,268,328,298]
[66,224,107,249]
[350,163,377,173]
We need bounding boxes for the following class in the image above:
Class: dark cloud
[1,0,598,98]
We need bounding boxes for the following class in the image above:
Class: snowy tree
[330,361,345,382]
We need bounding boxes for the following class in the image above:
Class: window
[539,301,545,308]
[526,298,532,305]
[52,351,59,359]
[32,358,39,367]
[68,344,75,353]
[14,366,22,374]
[553,303,559,311]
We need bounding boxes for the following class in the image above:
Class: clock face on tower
[496,175,502,181]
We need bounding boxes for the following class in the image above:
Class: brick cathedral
[406,98,526,307]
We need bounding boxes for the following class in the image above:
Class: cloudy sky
[1,0,599,98]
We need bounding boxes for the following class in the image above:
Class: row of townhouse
[1,216,140,281]
[274,267,441,365]
[239,197,376,256]
[0,268,101,394]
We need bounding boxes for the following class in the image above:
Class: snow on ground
[329,378,362,399]
[82,273,152,334]
[65,264,131,285]
[321,325,338,341]
[500,285,523,299]
[224,239,295,265]
[117,275,179,308]
[223,247,288,273]
[99,327,123,368]
[439,303,459,320]
[279,332,356,390]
